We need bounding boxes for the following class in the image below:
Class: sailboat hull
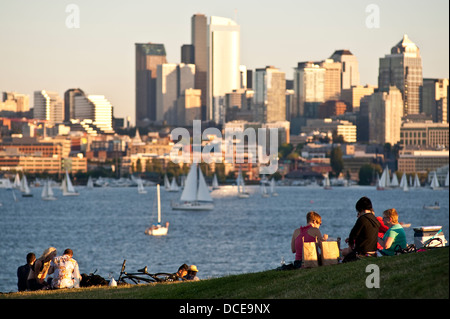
[145,223,169,236]
[171,202,214,211]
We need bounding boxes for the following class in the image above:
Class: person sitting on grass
[175,263,189,280]
[291,211,328,269]
[184,265,200,281]
[378,208,407,256]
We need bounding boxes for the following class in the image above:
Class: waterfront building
[378,34,423,116]
[301,118,356,143]
[400,121,449,149]
[421,78,448,123]
[398,149,449,174]
[135,43,167,126]
[254,66,286,123]
[33,90,64,124]
[330,50,360,90]
[207,16,241,124]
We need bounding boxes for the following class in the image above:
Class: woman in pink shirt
[291,211,328,268]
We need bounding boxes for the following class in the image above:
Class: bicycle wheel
[152,273,178,282]
[119,275,155,285]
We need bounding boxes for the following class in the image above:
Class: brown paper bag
[320,241,340,266]
[302,238,319,268]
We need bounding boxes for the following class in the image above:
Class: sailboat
[145,184,169,236]
[171,163,214,211]
[390,173,399,188]
[270,178,278,196]
[260,182,270,197]
[211,174,220,190]
[236,169,250,198]
[137,178,147,194]
[13,173,21,189]
[430,171,440,190]
[167,177,179,192]
[377,167,390,190]
[86,176,94,189]
[399,173,409,192]
[20,175,33,197]
[42,180,56,200]
[62,171,79,196]
[323,173,332,190]
[164,174,171,191]
[445,171,449,188]
[413,174,421,189]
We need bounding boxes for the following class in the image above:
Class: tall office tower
[293,62,325,119]
[341,84,377,113]
[181,44,195,64]
[156,63,195,125]
[135,43,167,126]
[64,88,85,122]
[330,50,360,90]
[191,14,208,120]
[34,90,64,123]
[254,66,286,123]
[178,88,202,126]
[318,59,342,101]
[421,78,448,123]
[74,94,114,133]
[1,92,29,113]
[378,34,423,116]
[207,16,241,124]
[368,86,404,145]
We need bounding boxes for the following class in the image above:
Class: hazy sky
[0,0,448,125]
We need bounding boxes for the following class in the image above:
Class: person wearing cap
[184,265,199,281]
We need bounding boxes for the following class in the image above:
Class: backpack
[80,272,108,287]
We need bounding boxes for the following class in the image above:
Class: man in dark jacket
[343,197,381,261]
[17,252,35,291]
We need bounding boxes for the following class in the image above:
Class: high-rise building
[178,88,202,126]
[0,92,30,113]
[293,62,325,119]
[33,90,64,123]
[341,85,377,112]
[192,14,208,120]
[207,16,241,124]
[64,88,85,122]
[368,86,404,145]
[254,66,286,123]
[378,34,423,116]
[156,63,195,125]
[135,43,167,126]
[318,59,342,101]
[74,94,114,133]
[330,50,360,90]
[421,78,448,123]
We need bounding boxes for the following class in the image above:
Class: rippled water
[0,184,448,292]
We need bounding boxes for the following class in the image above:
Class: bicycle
[117,259,179,285]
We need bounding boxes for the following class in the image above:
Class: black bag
[80,273,108,287]
[342,250,361,263]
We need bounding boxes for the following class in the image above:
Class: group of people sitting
[17,247,81,292]
[291,196,409,268]
[175,264,200,281]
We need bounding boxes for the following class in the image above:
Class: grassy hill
[2,247,448,300]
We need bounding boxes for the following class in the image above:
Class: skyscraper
[293,62,325,119]
[254,66,286,123]
[191,14,208,120]
[74,94,114,133]
[330,50,360,90]
[421,78,448,123]
[64,88,85,123]
[378,34,423,116]
[135,43,167,126]
[207,16,241,124]
[34,90,64,123]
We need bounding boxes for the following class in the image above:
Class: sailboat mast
[157,184,161,223]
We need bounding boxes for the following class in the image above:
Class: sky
[0,0,448,125]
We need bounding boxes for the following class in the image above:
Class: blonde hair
[39,247,57,261]
[306,211,322,224]
[383,208,399,224]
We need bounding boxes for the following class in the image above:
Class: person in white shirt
[48,248,81,289]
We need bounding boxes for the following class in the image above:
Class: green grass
[2,247,448,299]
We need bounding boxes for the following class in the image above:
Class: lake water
[0,184,448,293]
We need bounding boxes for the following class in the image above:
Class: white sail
[430,171,440,190]
[180,164,198,202]
[270,178,278,196]
[13,173,21,189]
[169,177,179,192]
[400,173,409,192]
[164,174,171,190]
[445,171,449,187]
[42,180,56,200]
[137,178,147,194]
[63,171,79,196]
[87,176,94,188]
[197,167,213,202]
[413,174,421,188]
[236,169,249,198]
[323,173,332,189]
[212,174,219,189]
[20,175,32,196]
[391,173,399,187]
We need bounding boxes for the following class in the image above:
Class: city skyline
[0,0,448,125]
